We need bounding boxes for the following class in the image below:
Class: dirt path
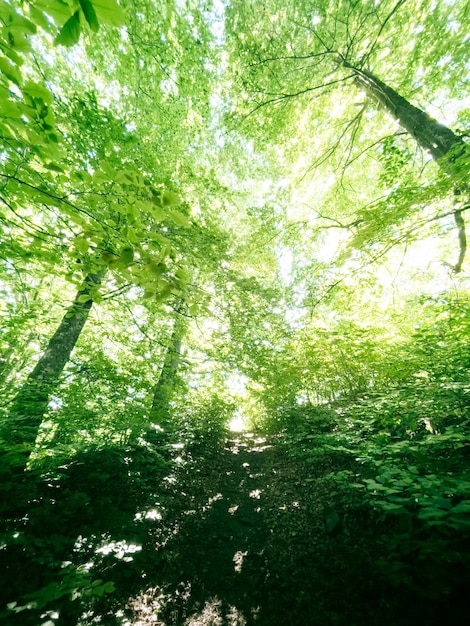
[127,433,380,626]
[3,432,464,625]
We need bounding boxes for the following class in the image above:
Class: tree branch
[237,75,355,126]
[248,50,337,67]
[363,0,408,65]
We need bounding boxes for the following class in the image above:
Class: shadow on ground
[123,434,468,626]
[1,433,468,625]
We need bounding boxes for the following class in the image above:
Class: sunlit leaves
[54,10,81,47]
[92,0,126,27]
[22,81,53,104]
[73,236,89,254]
[0,54,22,84]
[79,0,100,32]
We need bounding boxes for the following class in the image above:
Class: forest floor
[124,432,463,626]
[2,432,467,626]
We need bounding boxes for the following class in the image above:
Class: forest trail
[3,431,462,626]
[127,433,382,626]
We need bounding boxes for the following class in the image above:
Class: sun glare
[229,409,247,432]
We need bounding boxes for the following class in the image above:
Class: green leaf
[120,247,134,265]
[103,581,115,594]
[79,0,99,32]
[168,210,190,228]
[134,199,154,213]
[28,6,52,31]
[363,478,382,490]
[44,162,65,173]
[3,45,23,67]
[77,294,92,303]
[323,507,340,534]
[74,236,89,253]
[33,0,72,26]
[54,11,81,47]
[449,500,470,515]
[375,501,405,513]
[0,55,22,85]
[155,284,173,303]
[418,507,449,520]
[146,261,165,277]
[162,190,181,207]
[0,98,23,118]
[23,81,54,104]
[149,206,165,222]
[93,0,126,27]
[5,10,37,35]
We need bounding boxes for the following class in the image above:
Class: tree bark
[149,303,189,428]
[453,209,467,273]
[340,60,466,162]
[340,59,468,268]
[2,270,105,467]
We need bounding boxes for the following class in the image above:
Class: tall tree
[149,300,190,429]
[336,57,469,270]
[1,0,224,464]
[225,0,470,268]
[337,58,467,164]
[2,269,105,466]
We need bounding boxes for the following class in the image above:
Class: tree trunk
[149,303,189,428]
[341,60,466,162]
[340,59,468,269]
[2,270,105,468]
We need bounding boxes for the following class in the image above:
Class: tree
[336,58,469,270]
[225,0,470,270]
[0,0,222,464]
[337,59,466,164]
[2,269,104,466]
[148,300,190,429]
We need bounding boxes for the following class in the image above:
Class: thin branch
[363,0,408,66]
[304,205,362,229]
[248,50,336,67]
[0,194,54,242]
[346,9,378,58]
[339,106,366,182]
[343,131,408,169]
[101,283,132,300]
[311,203,470,311]
[288,18,333,53]
[299,107,367,182]
[254,75,355,104]
[230,77,352,129]
[121,300,169,350]
[0,174,102,226]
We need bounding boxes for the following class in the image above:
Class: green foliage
[1,0,470,622]
[0,441,173,623]
[79,0,100,33]
[7,566,115,614]
[174,395,236,456]
[54,10,81,47]
[279,295,470,607]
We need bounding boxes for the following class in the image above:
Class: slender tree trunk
[340,60,466,162]
[149,303,189,428]
[2,270,105,468]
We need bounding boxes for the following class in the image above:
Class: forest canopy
[0,1,469,625]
